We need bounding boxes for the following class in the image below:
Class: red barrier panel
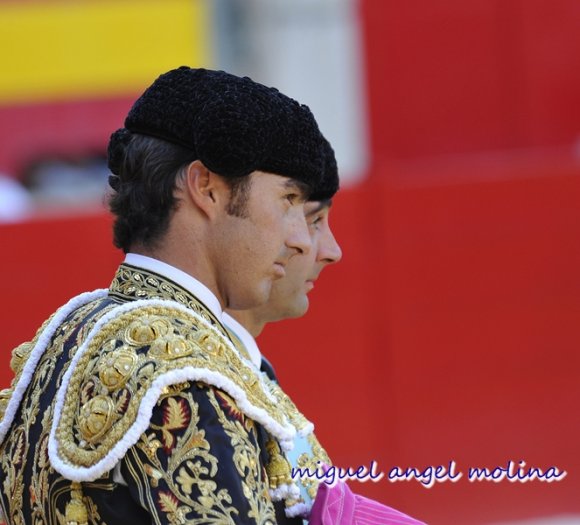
[0,209,123,362]
[2,157,576,524]
[260,159,580,524]
[359,0,580,160]
[1,2,579,523]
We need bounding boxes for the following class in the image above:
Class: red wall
[0,211,123,347]
[0,97,134,176]
[1,159,578,525]
[262,163,580,524]
[361,0,580,160]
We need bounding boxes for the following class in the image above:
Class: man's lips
[273,262,286,278]
[305,273,320,290]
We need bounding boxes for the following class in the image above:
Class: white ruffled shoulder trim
[299,422,315,437]
[285,501,311,518]
[48,298,297,482]
[0,289,108,445]
[269,482,301,502]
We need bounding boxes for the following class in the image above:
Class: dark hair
[107,131,250,252]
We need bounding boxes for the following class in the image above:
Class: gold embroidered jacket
[0,264,328,525]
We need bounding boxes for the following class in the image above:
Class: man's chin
[286,296,309,320]
[228,281,273,311]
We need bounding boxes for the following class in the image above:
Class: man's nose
[287,212,312,255]
[319,229,342,264]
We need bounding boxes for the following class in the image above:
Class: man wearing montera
[0,67,338,524]
[224,144,342,519]
[224,162,426,525]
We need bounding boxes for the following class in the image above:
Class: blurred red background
[1,2,579,524]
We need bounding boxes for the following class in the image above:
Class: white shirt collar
[222,312,262,369]
[124,253,223,321]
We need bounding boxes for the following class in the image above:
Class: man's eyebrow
[282,179,310,199]
[305,202,326,217]
[305,198,332,217]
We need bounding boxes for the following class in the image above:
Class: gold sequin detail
[296,433,332,500]
[78,396,116,444]
[110,264,224,329]
[98,347,138,391]
[55,304,292,469]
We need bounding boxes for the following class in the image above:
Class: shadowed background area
[1,1,579,524]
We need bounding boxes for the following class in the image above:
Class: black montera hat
[112,66,338,197]
[310,137,339,202]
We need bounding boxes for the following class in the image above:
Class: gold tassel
[265,438,292,488]
[65,482,88,525]
[0,388,12,421]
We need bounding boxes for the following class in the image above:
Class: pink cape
[309,481,427,525]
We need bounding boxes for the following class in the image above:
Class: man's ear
[184,160,229,219]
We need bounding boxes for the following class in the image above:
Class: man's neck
[125,251,224,319]
[132,242,223,308]
[226,309,266,338]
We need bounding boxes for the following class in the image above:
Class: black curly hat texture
[310,137,339,202]
[110,66,338,198]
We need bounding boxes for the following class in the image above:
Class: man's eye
[308,215,323,229]
[285,193,299,204]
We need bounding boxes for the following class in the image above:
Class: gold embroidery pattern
[55,304,291,470]
[207,389,276,525]
[64,482,89,525]
[1,263,324,523]
[307,433,331,467]
[0,313,55,422]
[110,264,260,364]
[264,438,293,490]
[0,298,116,525]
[110,264,224,329]
[264,379,312,434]
[296,433,332,500]
[30,409,53,524]
[125,384,241,524]
[1,426,26,525]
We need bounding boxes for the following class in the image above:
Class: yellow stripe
[0,0,211,103]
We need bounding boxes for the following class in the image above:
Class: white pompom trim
[285,501,311,518]
[298,422,315,437]
[259,370,314,438]
[0,289,108,445]
[48,298,297,482]
[269,482,301,502]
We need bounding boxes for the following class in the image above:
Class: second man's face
[214,171,312,311]
[263,200,342,321]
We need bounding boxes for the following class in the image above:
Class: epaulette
[48,299,297,482]
[0,289,109,444]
